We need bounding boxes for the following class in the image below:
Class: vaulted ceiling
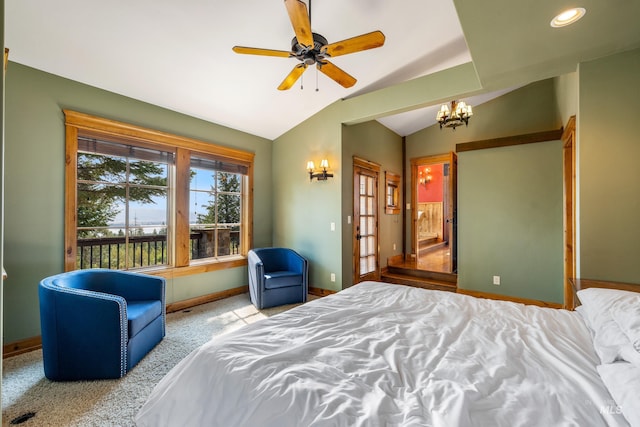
[6,0,640,139]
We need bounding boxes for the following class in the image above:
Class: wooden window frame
[64,110,254,278]
[384,171,401,215]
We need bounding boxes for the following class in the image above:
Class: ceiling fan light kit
[232,0,385,91]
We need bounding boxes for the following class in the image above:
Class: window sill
[141,256,248,279]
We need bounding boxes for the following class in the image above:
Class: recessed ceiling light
[550,7,586,28]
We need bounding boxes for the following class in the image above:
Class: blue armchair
[248,248,308,309]
[39,269,166,381]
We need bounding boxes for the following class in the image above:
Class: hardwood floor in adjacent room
[391,245,451,273]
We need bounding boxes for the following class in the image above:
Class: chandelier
[436,100,473,130]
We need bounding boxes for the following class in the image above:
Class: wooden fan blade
[324,31,386,58]
[232,46,292,58]
[278,64,307,90]
[284,0,313,48]
[317,61,357,88]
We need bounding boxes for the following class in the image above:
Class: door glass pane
[367,236,375,255]
[367,176,374,196]
[367,217,374,235]
[360,261,368,275]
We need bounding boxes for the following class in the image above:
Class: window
[65,110,253,275]
[76,138,172,270]
[189,156,245,260]
[385,171,400,215]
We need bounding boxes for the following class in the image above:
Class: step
[386,265,457,284]
[418,241,447,256]
[380,271,457,293]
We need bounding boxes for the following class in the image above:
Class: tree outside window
[190,158,243,259]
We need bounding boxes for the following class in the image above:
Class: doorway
[411,152,457,273]
[353,157,380,284]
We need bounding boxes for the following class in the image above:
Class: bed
[136,281,640,426]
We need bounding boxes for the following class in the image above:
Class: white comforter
[136,281,627,427]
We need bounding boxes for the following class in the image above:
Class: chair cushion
[127,300,162,338]
[264,271,303,290]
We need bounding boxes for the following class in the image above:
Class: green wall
[1,0,6,398]
[406,79,564,302]
[272,63,483,292]
[341,121,403,288]
[458,141,563,302]
[271,102,345,291]
[3,63,273,344]
[579,48,640,283]
[553,72,578,127]
[5,45,639,345]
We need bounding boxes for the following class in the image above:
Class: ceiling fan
[232,0,385,90]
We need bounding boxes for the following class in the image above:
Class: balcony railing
[77,230,240,270]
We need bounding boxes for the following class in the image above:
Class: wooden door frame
[562,116,577,309]
[410,152,456,270]
[352,157,381,285]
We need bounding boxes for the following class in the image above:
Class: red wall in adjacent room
[418,163,444,202]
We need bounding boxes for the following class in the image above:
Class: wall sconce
[419,168,432,186]
[307,159,334,181]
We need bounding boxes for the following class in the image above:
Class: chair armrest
[248,250,266,306]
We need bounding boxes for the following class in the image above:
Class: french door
[353,157,380,284]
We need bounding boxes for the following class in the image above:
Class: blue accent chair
[39,269,166,381]
[248,248,308,309]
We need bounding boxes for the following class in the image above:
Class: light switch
[330,222,335,231]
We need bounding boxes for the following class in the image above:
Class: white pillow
[609,293,640,353]
[597,362,640,427]
[576,287,640,363]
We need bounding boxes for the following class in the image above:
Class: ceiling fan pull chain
[316,67,319,92]
[300,72,304,90]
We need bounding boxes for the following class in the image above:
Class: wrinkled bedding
[136,281,627,427]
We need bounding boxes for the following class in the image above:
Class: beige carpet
[2,293,306,426]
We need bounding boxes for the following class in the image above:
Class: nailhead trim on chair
[40,281,129,378]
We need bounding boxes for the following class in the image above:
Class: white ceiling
[7,1,640,140]
[6,0,473,140]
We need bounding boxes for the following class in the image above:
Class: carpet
[2,293,305,426]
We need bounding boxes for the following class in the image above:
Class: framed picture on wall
[385,171,401,215]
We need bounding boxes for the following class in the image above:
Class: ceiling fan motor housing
[291,32,329,65]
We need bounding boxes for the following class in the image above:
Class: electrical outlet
[330,273,336,282]
[493,276,501,285]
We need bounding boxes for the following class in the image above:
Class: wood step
[418,241,447,257]
[386,265,457,284]
[380,271,457,293]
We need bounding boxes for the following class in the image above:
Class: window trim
[64,110,254,275]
